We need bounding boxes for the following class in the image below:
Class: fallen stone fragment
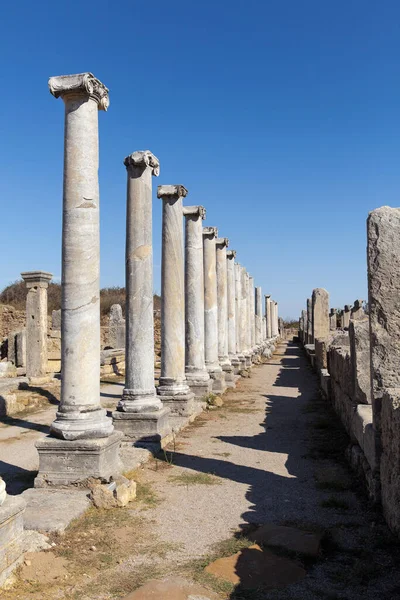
[121,575,219,599]
[205,544,306,590]
[208,395,223,407]
[90,485,117,509]
[248,524,322,557]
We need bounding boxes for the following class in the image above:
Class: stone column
[36,73,121,487]
[113,151,169,443]
[21,271,52,383]
[275,302,280,336]
[248,276,256,356]
[235,263,246,369]
[301,309,307,344]
[329,308,337,331]
[227,250,240,374]
[343,304,351,328]
[265,295,272,339]
[306,298,313,344]
[183,205,212,398]
[271,301,277,336]
[351,299,364,321]
[203,227,226,393]
[243,269,252,367]
[0,479,26,587]
[156,185,195,417]
[312,288,330,341]
[255,287,263,347]
[216,237,234,386]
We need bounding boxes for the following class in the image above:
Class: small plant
[169,472,222,486]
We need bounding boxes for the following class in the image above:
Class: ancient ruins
[2,72,400,599]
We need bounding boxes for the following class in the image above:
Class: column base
[50,407,114,441]
[244,353,252,368]
[222,364,236,388]
[186,377,213,399]
[230,357,241,375]
[0,495,26,587]
[28,375,52,386]
[209,370,227,394]
[112,407,171,445]
[34,431,123,488]
[159,391,196,417]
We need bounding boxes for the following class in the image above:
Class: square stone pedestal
[187,378,213,399]
[160,392,196,418]
[230,357,241,375]
[0,495,26,587]
[222,365,236,388]
[112,407,171,445]
[34,431,123,487]
[210,370,227,394]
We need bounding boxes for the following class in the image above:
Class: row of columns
[33,72,280,487]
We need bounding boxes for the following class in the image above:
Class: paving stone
[22,488,90,533]
[205,544,306,590]
[122,576,219,599]
[248,524,322,557]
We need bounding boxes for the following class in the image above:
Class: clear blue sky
[1,1,399,319]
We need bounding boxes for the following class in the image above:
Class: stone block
[34,431,123,487]
[0,495,26,587]
[22,488,90,533]
[108,304,125,349]
[0,362,17,379]
[187,377,213,398]
[112,407,171,444]
[52,309,61,330]
[351,404,376,470]
[379,388,400,535]
[210,370,227,394]
[312,288,329,340]
[349,319,371,405]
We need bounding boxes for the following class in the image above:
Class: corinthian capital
[216,237,229,248]
[183,205,206,219]
[157,185,188,199]
[227,250,236,259]
[203,226,218,238]
[124,151,160,176]
[48,72,110,111]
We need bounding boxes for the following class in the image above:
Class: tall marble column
[203,227,226,393]
[306,298,313,344]
[227,250,240,374]
[21,271,52,383]
[255,286,263,347]
[216,237,235,386]
[183,205,212,398]
[248,276,256,358]
[235,263,246,369]
[157,186,195,416]
[36,73,121,487]
[265,295,272,339]
[242,269,252,367]
[113,151,169,442]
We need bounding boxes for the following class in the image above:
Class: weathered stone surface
[0,495,26,586]
[312,288,329,341]
[329,308,337,331]
[349,319,371,405]
[205,544,306,590]
[122,576,219,600]
[248,524,322,557]
[108,304,125,349]
[51,309,61,330]
[0,362,16,379]
[34,431,123,487]
[350,299,364,321]
[22,488,90,533]
[90,484,117,509]
[306,298,313,344]
[0,478,6,506]
[379,387,400,535]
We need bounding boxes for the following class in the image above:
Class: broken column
[157,185,195,416]
[343,305,351,328]
[367,206,400,532]
[35,73,121,487]
[21,271,52,383]
[329,308,337,331]
[216,237,234,386]
[351,299,364,321]
[113,151,169,442]
[203,227,226,392]
[183,205,212,398]
[306,298,313,344]
[108,304,125,349]
[227,250,240,373]
[312,288,329,341]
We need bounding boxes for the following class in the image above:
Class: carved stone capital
[21,271,53,289]
[157,185,188,199]
[124,151,160,176]
[183,205,206,219]
[216,237,229,249]
[265,294,271,299]
[203,226,218,238]
[48,72,110,111]
[227,250,236,259]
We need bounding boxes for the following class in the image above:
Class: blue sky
[1,1,399,319]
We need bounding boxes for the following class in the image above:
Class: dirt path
[4,341,400,599]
